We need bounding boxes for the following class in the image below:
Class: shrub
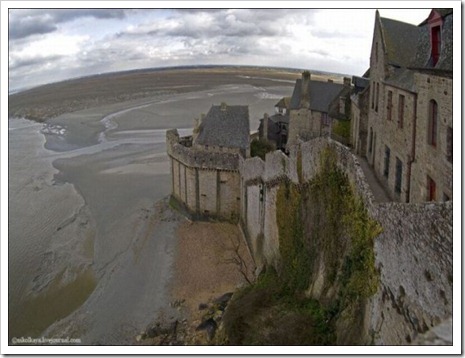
[250,138,274,160]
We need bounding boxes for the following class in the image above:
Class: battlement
[167,129,240,172]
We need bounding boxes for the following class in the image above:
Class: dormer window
[431,25,441,66]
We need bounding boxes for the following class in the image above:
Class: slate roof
[352,76,370,94]
[380,17,421,67]
[379,9,453,90]
[195,104,250,150]
[290,79,345,113]
[258,114,289,145]
[384,67,416,92]
[411,10,453,71]
[289,79,303,109]
[270,113,289,124]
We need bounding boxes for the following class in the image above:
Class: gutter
[406,93,417,203]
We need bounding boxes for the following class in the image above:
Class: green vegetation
[332,119,351,140]
[250,138,274,160]
[223,267,335,345]
[223,146,381,345]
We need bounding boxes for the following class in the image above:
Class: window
[375,42,378,62]
[387,91,393,121]
[428,100,438,146]
[369,128,373,153]
[427,175,436,201]
[384,146,390,178]
[371,83,375,109]
[395,157,402,194]
[375,82,379,112]
[446,126,452,163]
[431,26,441,66]
[398,94,405,128]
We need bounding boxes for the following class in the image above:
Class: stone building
[350,75,370,155]
[166,103,250,221]
[354,9,453,203]
[287,71,352,147]
[257,97,291,150]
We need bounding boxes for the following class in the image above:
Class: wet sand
[9,81,293,344]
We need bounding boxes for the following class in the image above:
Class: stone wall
[167,129,241,221]
[240,136,453,345]
[410,73,453,202]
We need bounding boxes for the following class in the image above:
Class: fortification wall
[240,136,453,345]
[167,129,240,221]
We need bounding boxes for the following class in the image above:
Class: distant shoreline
[8,66,344,122]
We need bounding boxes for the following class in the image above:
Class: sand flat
[9,73,299,344]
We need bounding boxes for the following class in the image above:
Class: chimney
[220,102,228,111]
[327,79,334,83]
[263,113,269,140]
[193,113,205,142]
[343,77,351,87]
[301,71,311,107]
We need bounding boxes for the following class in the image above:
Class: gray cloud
[9,14,57,39]
[120,9,313,39]
[9,54,63,69]
[8,8,378,91]
[9,9,128,40]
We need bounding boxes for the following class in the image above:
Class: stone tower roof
[195,104,250,150]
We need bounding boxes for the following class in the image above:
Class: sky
[6,5,435,92]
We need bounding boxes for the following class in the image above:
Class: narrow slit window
[384,146,390,178]
[398,94,405,128]
[427,175,436,201]
[387,91,393,121]
[428,100,438,147]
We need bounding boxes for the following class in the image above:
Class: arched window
[428,100,438,147]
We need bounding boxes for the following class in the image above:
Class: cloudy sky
[7,6,433,92]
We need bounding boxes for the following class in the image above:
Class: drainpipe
[406,94,417,203]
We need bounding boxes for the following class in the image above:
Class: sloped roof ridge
[379,16,421,67]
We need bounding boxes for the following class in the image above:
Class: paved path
[355,155,393,203]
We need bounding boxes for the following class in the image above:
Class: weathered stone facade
[354,9,453,203]
[287,72,350,147]
[410,72,453,202]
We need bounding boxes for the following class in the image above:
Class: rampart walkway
[355,154,392,203]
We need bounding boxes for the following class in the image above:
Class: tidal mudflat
[8,77,294,344]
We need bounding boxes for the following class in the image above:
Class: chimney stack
[343,77,352,87]
[301,71,311,107]
[263,113,269,140]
